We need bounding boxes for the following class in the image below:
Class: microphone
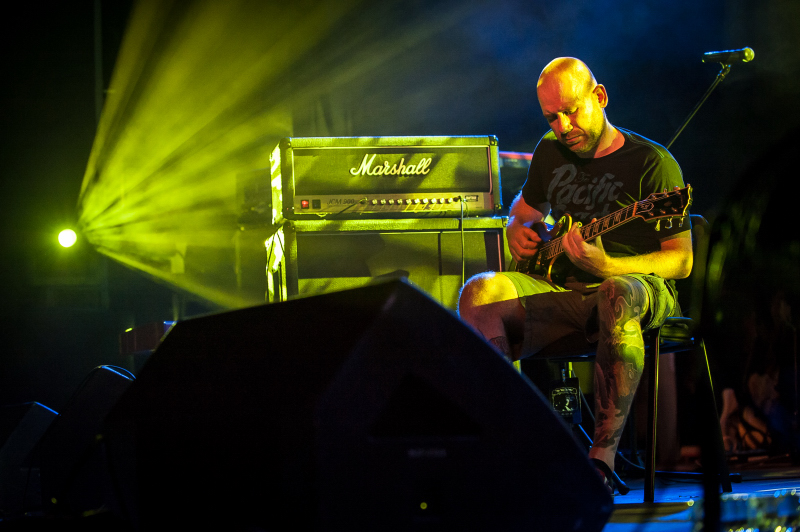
[702,47,755,64]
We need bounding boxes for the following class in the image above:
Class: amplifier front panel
[290,192,493,218]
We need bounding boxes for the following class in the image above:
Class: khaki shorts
[498,271,679,357]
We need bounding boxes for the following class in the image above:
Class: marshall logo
[349,154,433,177]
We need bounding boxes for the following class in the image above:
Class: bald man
[458,58,693,493]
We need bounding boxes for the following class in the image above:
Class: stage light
[58,229,78,248]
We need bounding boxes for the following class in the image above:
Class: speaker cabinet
[103,279,612,530]
[0,402,58,517]
[39,366,133,517]
[284,216,510,309]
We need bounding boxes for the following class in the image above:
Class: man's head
[537,58,611,157]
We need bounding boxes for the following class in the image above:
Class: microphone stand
[672,59,741,532]
[665,64,731,149]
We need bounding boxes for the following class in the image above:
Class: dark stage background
[1,0,798,411]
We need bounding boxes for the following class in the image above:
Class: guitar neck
[539,203,639,260]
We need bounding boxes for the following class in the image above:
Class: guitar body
[515,214,574,284]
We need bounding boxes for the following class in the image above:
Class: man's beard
[566,121,606,155]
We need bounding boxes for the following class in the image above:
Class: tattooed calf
[592,276,650,449]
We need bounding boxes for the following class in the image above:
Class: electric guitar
[514,185,692,283]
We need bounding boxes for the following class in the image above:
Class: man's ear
[594,84,609,108]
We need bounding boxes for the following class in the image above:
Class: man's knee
[596,276,648,368]
[458,272,525,352]
[458,272,520,313]
[597,276,649,327]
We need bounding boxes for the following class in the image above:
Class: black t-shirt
[521,128,689,282]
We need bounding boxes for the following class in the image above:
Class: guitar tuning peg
[655,220,661,231]
[666,218,673,229]
[678,217,685,228]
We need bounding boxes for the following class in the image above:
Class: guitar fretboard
[538,203,640,260]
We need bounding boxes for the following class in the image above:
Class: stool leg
[698,338,733,493]
[645,329,661,504]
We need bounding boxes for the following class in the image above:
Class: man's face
[538,81,607,157]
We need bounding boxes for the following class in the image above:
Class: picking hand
[562,219,610,278]
[507,221,545,262]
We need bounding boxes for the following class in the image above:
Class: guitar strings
[538,203,639,260]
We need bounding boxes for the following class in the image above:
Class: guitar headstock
[637,185,692,229]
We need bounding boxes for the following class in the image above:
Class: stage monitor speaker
[38,366,133,517]
[103,279,612,531]
[0,402,58,517]
[283,216,510,309]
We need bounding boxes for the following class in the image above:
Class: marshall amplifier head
[273,136,502,219]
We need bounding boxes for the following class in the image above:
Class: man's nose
[556,114,572,134]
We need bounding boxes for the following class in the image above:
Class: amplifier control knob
[445,198,452,204]
[371,199,378,205]
[405,199,412,205]
[430,198,438,204]
[422,198,429,204]
[388,199,394,205]
[413,199,420,204]
[380,199,387,205]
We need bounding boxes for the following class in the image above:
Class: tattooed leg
[589,276,650,471]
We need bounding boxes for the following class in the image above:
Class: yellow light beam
[78,0,475,309]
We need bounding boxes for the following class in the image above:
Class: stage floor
[605,455,800,531]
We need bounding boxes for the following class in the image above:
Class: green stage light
[58,229,78,248]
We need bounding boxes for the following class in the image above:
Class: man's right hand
[505,192,550,262]
[507,220,544,262]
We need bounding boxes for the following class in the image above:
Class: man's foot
[590,458,615,496]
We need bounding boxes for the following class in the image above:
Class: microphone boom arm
[666,63,731,150]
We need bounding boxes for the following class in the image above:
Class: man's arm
[506,192,551,262]
[562,227,693,280]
